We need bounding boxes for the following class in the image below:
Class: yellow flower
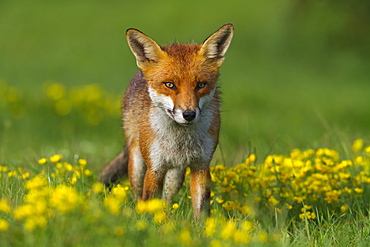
[354,188,363,194]
[215,197,224,204]
[74,170,81,178]
[50,154,63,163]
[38,158,47,165]
[70,174,78,185]
[272,233,282,242]
[245,153,256,164]
[55,99,71,116]
[0,219,9,231]
[78,159,87,166]
[64,163,73,172]
[84,169,92,177]
[233,230,251,244]
[301,205,312,212]
[136,200,147,214]
[352,139,364,152]
[257,231,268,243]
[24,189,48,204]
[13,204,34,220]
[122,207,133,217]
[136,198,165,215]
[241,220,253,232]
[365,146,370,154]
[7,170,17,178]
[172,203,179,210]
[179,228,192,246]
[104,196,120,215]
[135,220,148,230]
[24,217,38,232]
[112,184,127,201]
[25,176,47,190]
[153,211,166,224]
[222,201,236,210]
[50,185,83,213]
[310,212,317,219]
[210,240,222,247]
[205,217,216,237]
[299,211,316,220]
[21,172,30,179]
[221,221,236,240]
[341,204,348,213]
[0,166,8,172]
[146,198,165,213]
[355,156,364,165]
[91,182,105,194]
[33,201,47,215]
[285,203,293,210]
[268,196,280,207]
[114,226,125,236]
[46,82,65,100]
[161,222,175,234]
[0,199,11,213]
[239,205,250,214]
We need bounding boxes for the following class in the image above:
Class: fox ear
[199,23,234,66]
[126,28,165,69]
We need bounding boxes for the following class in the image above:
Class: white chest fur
[148,106,216,172]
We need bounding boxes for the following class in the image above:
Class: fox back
[100,24,234,220]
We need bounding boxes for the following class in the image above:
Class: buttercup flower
[0,219,9,231]
[0,199,11,213]
[50,154,63,163]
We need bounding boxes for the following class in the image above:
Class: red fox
[99,24,234,219]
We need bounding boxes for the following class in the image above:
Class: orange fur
[100,24,234,220]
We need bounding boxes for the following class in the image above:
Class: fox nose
[182,110,196,121]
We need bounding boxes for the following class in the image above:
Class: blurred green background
[0,0,369,170]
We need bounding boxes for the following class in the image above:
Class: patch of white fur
[148,87,174,111]
[148,86,216,125]
[194,181,202,212]
[131,146,146,197]
[173,108,200,124]
[149,99,216,173]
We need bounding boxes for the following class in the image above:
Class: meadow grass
[1,0,370,246]
[1,81,370,246]
[2,146,370,247]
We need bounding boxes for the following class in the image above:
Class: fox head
[126,24,234,125]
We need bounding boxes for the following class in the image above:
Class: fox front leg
[162,168,186,202]
[190,167,211,220]
[127,144,146,201]
[142,169,165,200]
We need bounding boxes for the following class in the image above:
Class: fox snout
[182,109,196,121]
[171,107,200,125]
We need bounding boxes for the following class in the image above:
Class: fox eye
[164,82,175,89]
[197,82,207,89]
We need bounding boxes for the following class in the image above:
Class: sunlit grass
[1,139,370,246]
[1,0,369,245]
[1,80,370,246]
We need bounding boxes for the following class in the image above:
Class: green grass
[0,0,370,246]
[1,147,370,247]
